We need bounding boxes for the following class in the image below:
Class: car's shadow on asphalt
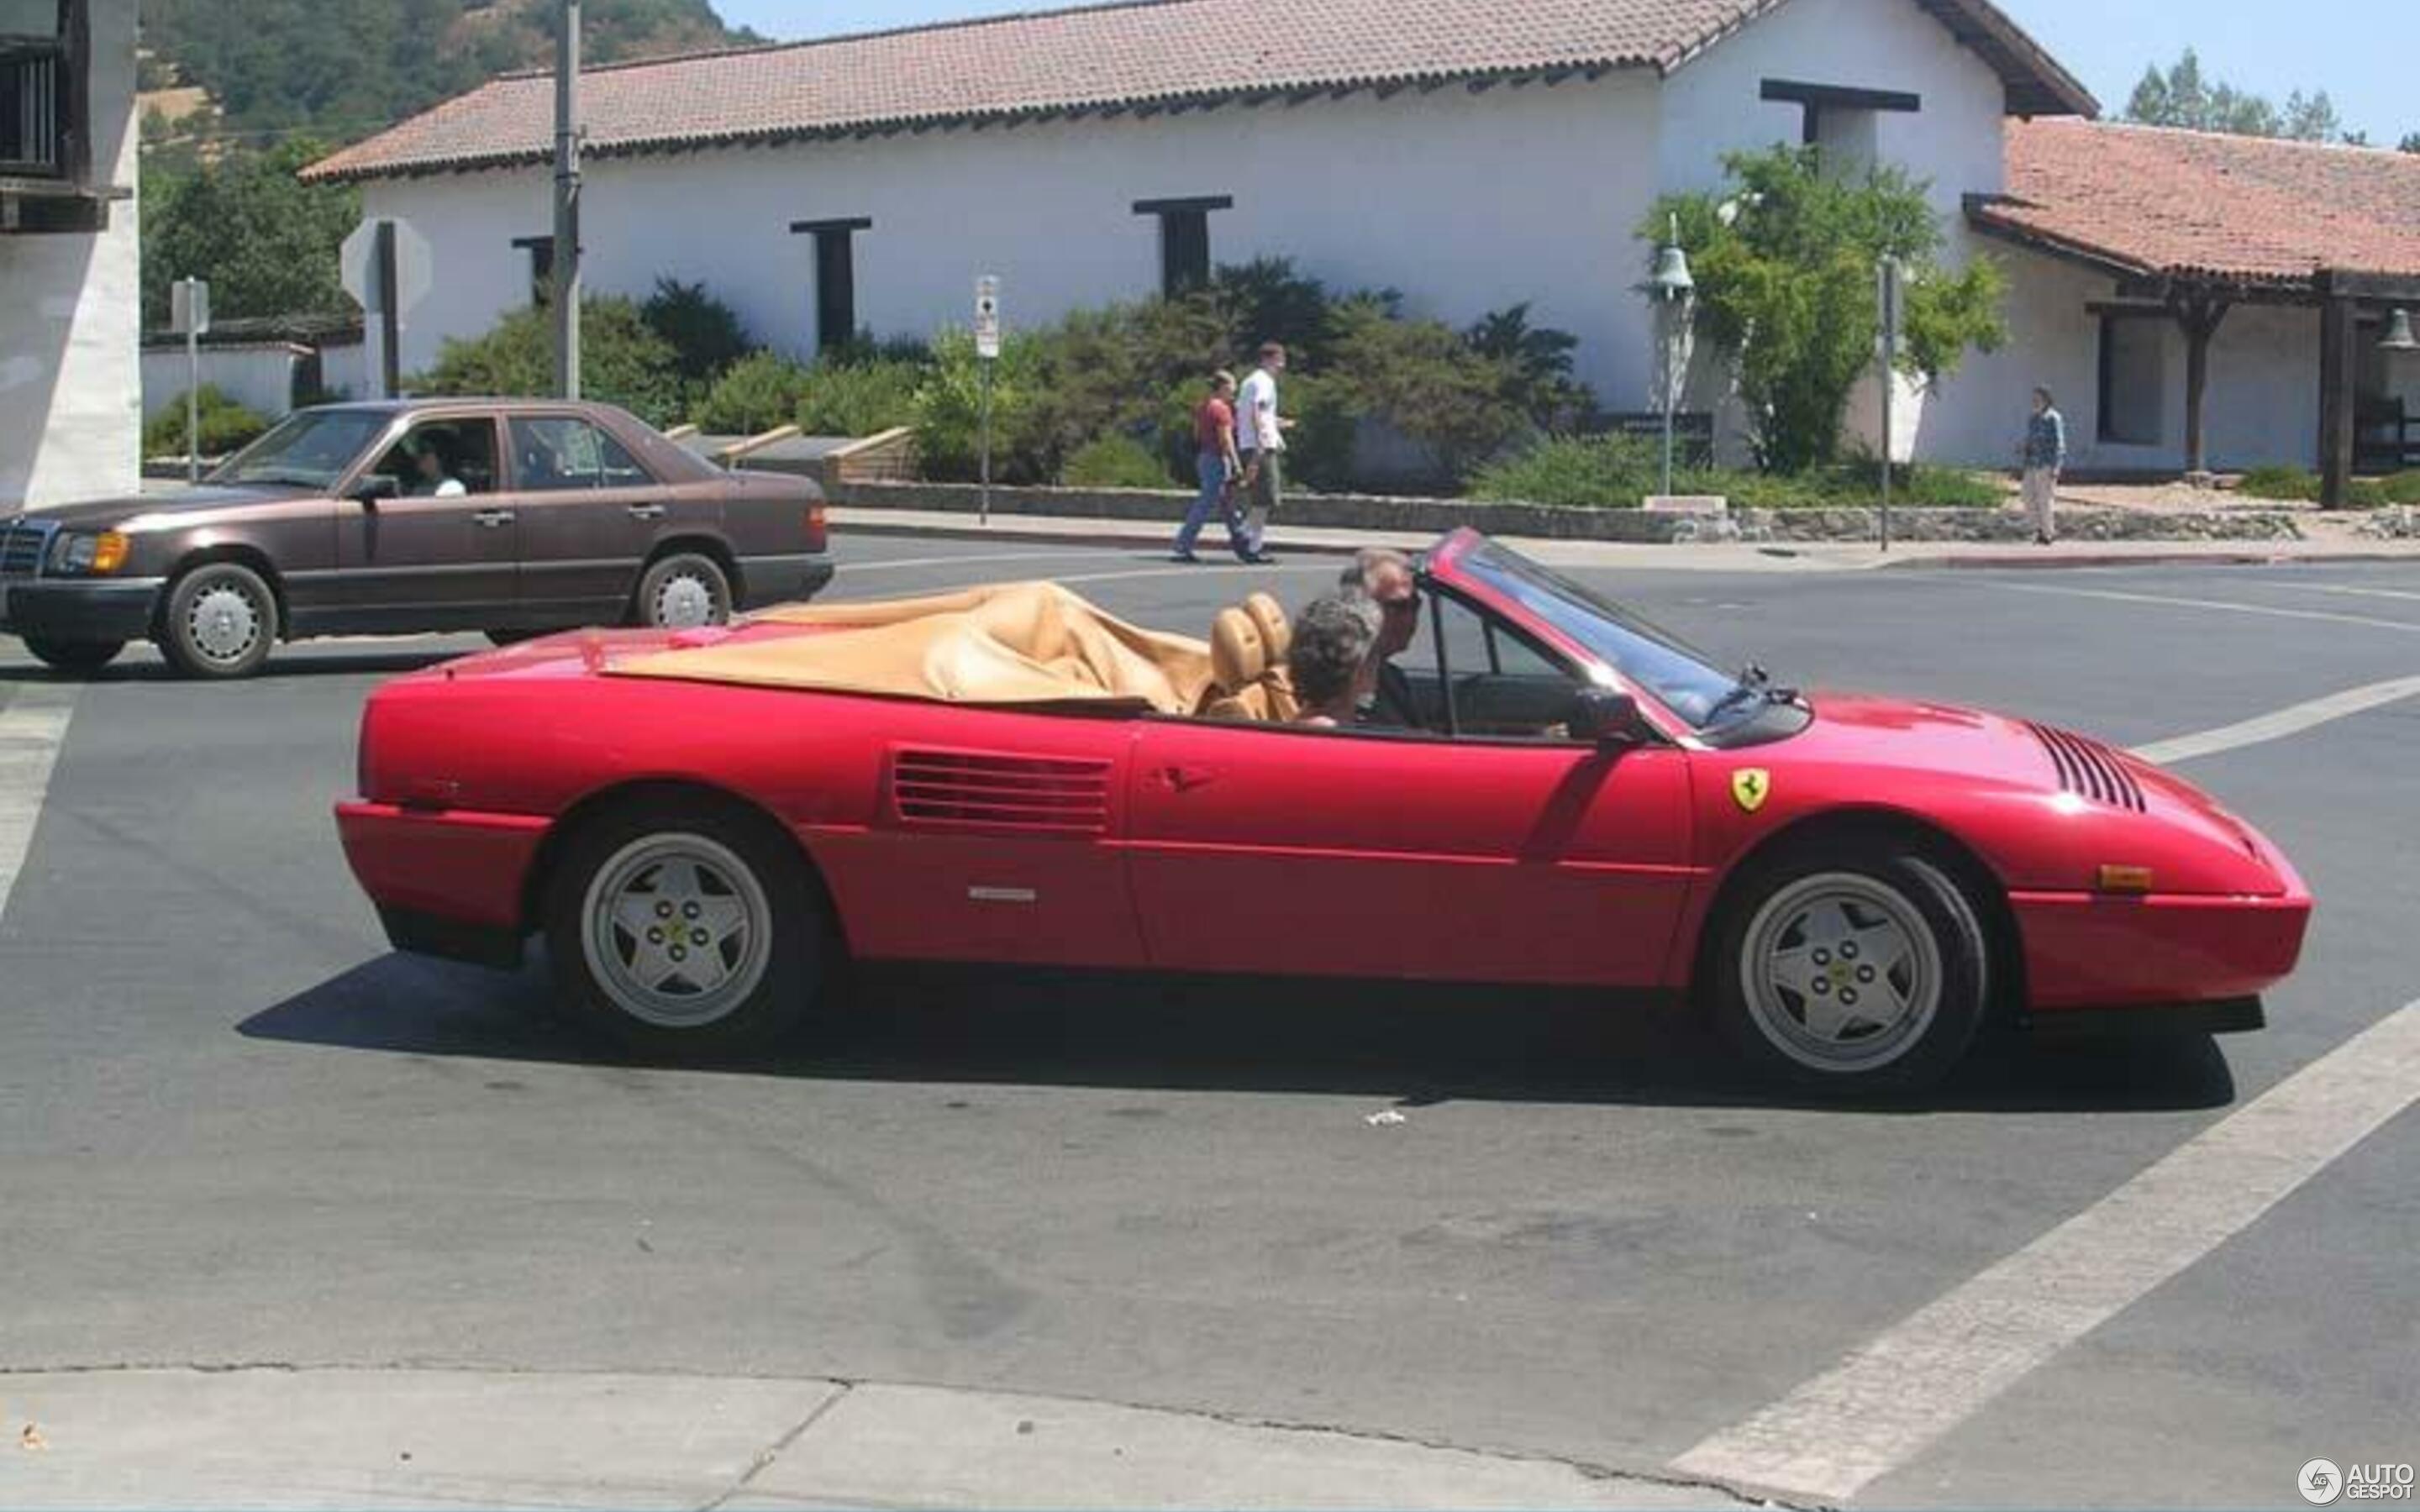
[239,951,2241,1115]
[0,649,463,683]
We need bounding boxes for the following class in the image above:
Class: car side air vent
[889,748,1113,835]
[2027,722,2147,812]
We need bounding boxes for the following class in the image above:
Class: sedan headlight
[49,530,130,575]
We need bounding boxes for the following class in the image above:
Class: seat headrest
[1210,607,1267,693]
[1243,592,1291,665]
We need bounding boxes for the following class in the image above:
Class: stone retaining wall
[831,480,2307,544]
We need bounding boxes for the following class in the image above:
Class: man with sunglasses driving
[1339,548,1424,728]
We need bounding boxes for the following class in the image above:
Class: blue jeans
[1174,451,1235,555]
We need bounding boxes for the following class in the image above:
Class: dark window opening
[511,235,554,307]
[2097,313,2166,447]
[1760,79,1918,153]
[1134,196,1232,297]
[792,216,873,356]
[0,0,71,180]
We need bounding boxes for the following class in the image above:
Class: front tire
[544,796,824,1057]
[1707,847,1991,1095]
[633,552,731,630]
[158,561,278,679]
[21,634,124,675]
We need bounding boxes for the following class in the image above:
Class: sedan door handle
[1158,765,1219,793]
[473,509,515,528]
[626,502,667,521]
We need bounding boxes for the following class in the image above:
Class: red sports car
[335,529,2310,1094]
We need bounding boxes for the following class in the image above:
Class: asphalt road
[3,539,2415,1509]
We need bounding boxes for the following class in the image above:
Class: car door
[332,412,515,627]
[502,414,676,624]
[1123,591,1697,987]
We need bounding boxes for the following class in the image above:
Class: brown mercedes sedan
[0,399,833,678]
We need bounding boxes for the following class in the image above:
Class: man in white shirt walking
[1234,341,1290,564]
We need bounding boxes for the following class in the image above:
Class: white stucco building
[302,0,2420,485]
[1,0,139,509]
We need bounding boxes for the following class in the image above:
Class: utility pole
[552,0,582,398]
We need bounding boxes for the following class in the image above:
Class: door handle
[627,502,667,521]
[1158,765,1219,793]
[473,509,515,528]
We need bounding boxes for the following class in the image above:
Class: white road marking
[2130,674,2420,765]
[0,684,78,928]
[2261,580,2420,606]
[1670,1000,2420,1505]
[1990,580,2420,636]
[1052,562,1329,589]
[839,551,1086,574]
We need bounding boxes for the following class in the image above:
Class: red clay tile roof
[1975,118,2420,288]
[302,0,2093,184]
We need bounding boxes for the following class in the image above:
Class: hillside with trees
[137,0,758,329]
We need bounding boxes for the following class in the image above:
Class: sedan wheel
[1710,849,1990,1095]
[635,553,731,630]
[545,797,824,1056]
[159,562,278,679]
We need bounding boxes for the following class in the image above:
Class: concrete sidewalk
[0,1367,1754,1510]
[830,505,2420,574]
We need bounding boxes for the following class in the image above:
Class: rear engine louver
[2027,722,2147,812]
[889,748,1113,834]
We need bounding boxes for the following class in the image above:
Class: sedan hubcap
[188,584,263,663]
[582,833,771,1029]
[1741,873,1941,1073]
[654,573,717,628]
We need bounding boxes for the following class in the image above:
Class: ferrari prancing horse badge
[1731,769,1772,813]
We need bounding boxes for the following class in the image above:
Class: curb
[1892,549,2412,570]
[834,517,1413,558]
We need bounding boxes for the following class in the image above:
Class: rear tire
[543,795,823,1058]
[633,552,731,630]
[1707,845,1991,1096]
[158,561,278,680]
[21,634,124,675]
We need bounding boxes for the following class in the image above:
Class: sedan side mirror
[352,474,400,504]
[1570,687,1654,749]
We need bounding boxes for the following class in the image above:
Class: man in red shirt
[1173,370,1245,563]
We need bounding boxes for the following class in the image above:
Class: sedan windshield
[1456,541,1748,728]
[211,410,393,490]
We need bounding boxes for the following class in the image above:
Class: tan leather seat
[1199,596,1303,722]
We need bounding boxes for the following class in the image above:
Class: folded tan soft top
[608,581,1215,714]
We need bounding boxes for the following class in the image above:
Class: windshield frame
[208,408,399,491]
[1431,531,1759,735]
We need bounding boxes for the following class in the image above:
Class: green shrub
[1062,434,1176,488]
[797,358,926,438]
[695,350,813,435]
[913,329,1059,484]
[641,277,752,388]
[414,297,688,428]
[145,386,271,457]
[2237,465,2321,501]
[1470,434,2001,509]
[2374,470,2420,505]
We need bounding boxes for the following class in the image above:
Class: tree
[415,297,689,427]
[139,139,360,327]
[2402,133,2420,155]
[2125,49,2351,142]
[1645,147,2007,474]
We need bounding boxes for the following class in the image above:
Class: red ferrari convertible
[336,529,2309,1093]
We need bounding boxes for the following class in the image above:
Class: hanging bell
[2381,308,2419,353]
[1651,243,1696,300]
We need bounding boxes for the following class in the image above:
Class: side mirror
[352,474,400,504]
[1570,687,1653,749]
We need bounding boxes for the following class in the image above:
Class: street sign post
[171,278,210,483]
[341,218,432,400]
[1877,258,1904,554]
[975,276,1001,524]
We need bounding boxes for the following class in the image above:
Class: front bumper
[0,577,165,643]
[336,801,550,970]
[2012,888,2312,1012]
[737,552,834,610]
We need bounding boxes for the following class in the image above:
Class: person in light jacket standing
[2021,386,2066,546]
[1234,342,1291,564]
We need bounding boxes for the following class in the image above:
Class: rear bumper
[738,552,834,610]
[336,801,550,969]
[0,577,164,642]
[2012,888,2312,1011]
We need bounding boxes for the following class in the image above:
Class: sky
[715,0,2418,144]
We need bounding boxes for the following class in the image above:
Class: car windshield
[210,410,393,490]
[1455,540,1749,728]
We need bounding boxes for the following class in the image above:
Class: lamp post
[1649,216,1697,500]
